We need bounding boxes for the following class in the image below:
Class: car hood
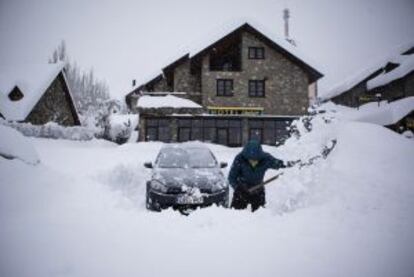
[152,167,227,190]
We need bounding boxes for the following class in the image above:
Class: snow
[1,104,414,276]
[320,97,414,126]
[106,113,139,142]
[137,94,202,109]
[322,41,414,100]
[0,125,40,165]
[0,63,66,121]
[367,54,414,90]
[1,119,96,140]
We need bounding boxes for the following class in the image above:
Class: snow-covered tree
[49,40,111,133]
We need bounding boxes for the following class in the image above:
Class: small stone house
[326,46,414,107]
[126,22,323,146]
[0,63,80,126]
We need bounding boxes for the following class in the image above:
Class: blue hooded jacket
[228,140,285,189]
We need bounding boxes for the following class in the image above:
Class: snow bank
[0,119,97,140]
[137,94,202,108]
[105,113,138,144]
[0,125,39,165]
[1,104,414,277]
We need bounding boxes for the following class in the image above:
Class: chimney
[283,8,296,46]
[283,8,290,39]
[132,79,136,87]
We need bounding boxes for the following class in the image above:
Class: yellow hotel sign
[207,106,264,115]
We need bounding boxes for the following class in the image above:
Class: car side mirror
[144,162,153,168]
[220,162,228,168]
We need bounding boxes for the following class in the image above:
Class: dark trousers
[231,187,266,212]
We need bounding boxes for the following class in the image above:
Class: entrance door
[217,128,228,145]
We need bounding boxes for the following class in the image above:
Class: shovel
[247,172,284,193]
[247,139,337,193]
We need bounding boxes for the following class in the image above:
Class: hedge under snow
[0,119,97,141]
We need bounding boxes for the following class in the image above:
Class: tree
[49,40,110,132]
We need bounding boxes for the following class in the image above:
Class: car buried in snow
[144,144,229,212]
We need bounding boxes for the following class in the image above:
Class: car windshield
[157,147,217,168]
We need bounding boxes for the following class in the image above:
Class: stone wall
[152,78,170,91]
[201,31,310,115]
[26,73,79,126]
[173,59,202,104]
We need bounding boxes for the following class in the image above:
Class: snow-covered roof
[367,54,414,90]
[132,20,323,92]
[137,95,202,109]
[322,41,414,100]
[324,96,414,126]
[0,63,66,121]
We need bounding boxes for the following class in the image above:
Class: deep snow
[0,125,40,165]
[1,110,414,277]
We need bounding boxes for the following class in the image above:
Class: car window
[156,147,217,168]
[187,148,217,168]
[157,148,189,168]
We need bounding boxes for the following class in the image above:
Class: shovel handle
[248,172,284,193]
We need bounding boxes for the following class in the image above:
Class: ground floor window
[249,128,263,142]
[176,118,242,146]
[145,118,172,142]
[143,116,294,146]
[248,119,291,145]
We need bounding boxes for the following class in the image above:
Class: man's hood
[241,140,265,160]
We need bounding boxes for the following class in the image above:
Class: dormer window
[8,86,24,101]
[248,47,265,59]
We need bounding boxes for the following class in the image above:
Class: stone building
[126,22,323,146]
[0,63,80,126]
[326,46,414,107]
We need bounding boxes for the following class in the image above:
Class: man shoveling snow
[228,140,296,212]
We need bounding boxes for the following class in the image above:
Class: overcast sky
[1,0,413,99]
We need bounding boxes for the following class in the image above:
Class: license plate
[176,195,204,204]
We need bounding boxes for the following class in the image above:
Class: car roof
[160,142,210,151]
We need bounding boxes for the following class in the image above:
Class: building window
[8,86,24,101]
[217,79,233,96]
[145,118,172,142]
[249,80,265,97]
[178,127,191,142]
[248,47,265,59]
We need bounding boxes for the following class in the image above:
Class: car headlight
[211,180,228,193]
[150,180,168,193]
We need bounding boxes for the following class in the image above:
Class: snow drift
[0,105,413,277]
[0,124,39,165]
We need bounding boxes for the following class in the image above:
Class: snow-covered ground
[1,108,414,277]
